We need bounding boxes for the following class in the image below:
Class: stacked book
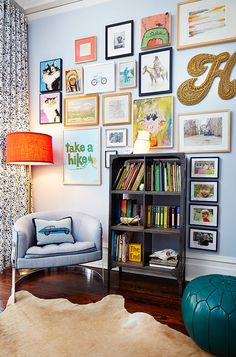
[149,249,178,269]
[113,160,144,191]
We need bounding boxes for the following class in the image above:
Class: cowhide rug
[0,291,211,356]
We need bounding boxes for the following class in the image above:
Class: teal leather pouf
[182,274,236,357]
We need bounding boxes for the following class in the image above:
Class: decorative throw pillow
[33,217,75,246]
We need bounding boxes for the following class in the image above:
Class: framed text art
[39,92,62,124]
[102,92,131,126]
[189,227,218,251]
[105,20,134,60]
[75,36,96,64]
[84,62,115,94]
[190,157,219,179]
[177,0,236,50]
[133,96,173,149]
[178,110,230,153]
[65,68,83,94]
[141,12,171,50]
[139,47,172,96]
[40,58,62,93]
[64,95,99,127]
[63,128,101,185]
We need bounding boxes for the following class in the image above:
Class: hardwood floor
[0,266,187,335]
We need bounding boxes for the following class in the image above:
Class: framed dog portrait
[105,20,134,60]
[40,58,62,93]
[39,92,61,124]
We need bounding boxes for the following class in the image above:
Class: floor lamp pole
[27,165,32,214]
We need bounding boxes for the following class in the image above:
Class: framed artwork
[105,20,134,60]
[177,0,236,50]
[119,60,136,89]
[39,92,61,124]
[141,12,171,50]
[64,68,83,94]
[133,96,173,148]
[189,227,218,251]
[190,181,218,203]
[102,92,131,126]
[40,58,62,93]
[190,157,219,179]
[63,128,101,185]
[84,62,115,94]
[139,47,172,96]
[75,36,96,63]
[105,150,117,168]
[64,94,99,127]
[105,128,127,148]
[189,204,218,227]
[178,110,230,153]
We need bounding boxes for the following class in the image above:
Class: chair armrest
[72,213,102,252]
[13,219,36,259]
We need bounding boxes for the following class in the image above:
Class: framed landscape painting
[133,96,173,149]
[63,128,101,185]
[140,12,171,50]
[102,92,131,126]
[177,0,236,50]
[190,181,218,203]
[64,95,99,127]
[75,36,96,63]
[40,58,62,92]
[189,227,218,251]
[84,62,115,94]
[190,157,219,179]
[40,92,61,124]
[105,20,134,60]
[189,204,218,227]
[178,110,230,153]
[139,47,172,96]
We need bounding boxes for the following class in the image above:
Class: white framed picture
[105,128,127,148]
[190,181,218,203]
[190,157,219,179]
[189,204,218,227]
[84,62,115,94]
[189,227,218,251]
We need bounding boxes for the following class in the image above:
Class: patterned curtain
[0,0,29,271]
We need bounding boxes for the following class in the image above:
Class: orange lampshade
[6,132,53,165]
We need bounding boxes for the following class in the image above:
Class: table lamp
[6,132,53,213]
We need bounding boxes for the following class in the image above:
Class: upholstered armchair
[11,211,103,302]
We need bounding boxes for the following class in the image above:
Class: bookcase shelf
[108,153,186,294]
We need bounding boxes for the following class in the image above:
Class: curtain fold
[0,0,29,271]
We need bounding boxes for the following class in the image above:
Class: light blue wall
[29,0,236,260]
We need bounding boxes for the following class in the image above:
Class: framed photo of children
[75,36,96,64]
[190,157,219,179]
[190,181,218,203]
[40,58,62,93]
[189,204,218,227]
[189,227,218,252]
[119,60,136,89]
[63,128,101,185]
[105,20,134,60]
[39,92,61,124]
[64,95,99,127]
[139,47,172,96]
[65,68,83,94]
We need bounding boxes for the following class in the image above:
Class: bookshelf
[108,153,186,294]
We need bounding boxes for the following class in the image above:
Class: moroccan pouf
[182,274,236,357]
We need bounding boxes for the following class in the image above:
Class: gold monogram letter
[177,52,236,105]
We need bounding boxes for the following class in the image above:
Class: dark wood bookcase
[107,153,186,294]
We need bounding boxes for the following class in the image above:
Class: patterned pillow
[33,217,75,246]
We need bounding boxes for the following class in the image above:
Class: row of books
[112,199,143,225]
[113,160,144,191]
[146,160,181,192]
[111,232,133,263]
[147,205,180,229]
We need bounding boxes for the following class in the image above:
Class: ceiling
[14,0,84,15]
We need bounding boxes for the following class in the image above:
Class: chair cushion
[33,217,75,245]
[25,241,96,258]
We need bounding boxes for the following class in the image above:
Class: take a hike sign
[63,128,101,185]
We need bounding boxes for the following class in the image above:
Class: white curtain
[0,0,29,271]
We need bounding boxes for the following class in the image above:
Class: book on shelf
[148,159,181,192]
[146,205,181,229]
[113,160,144,191]
[149,257,178,269]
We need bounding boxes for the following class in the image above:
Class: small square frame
[105,128,127,148]
[105,20,134,60]
[75,36,96,64]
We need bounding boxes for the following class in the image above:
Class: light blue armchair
[11,211,103,302]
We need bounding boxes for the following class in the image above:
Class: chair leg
[11,266,16,303]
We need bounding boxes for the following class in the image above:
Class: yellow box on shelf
[129,243,142,262]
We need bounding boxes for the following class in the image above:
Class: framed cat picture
[40,58,62,92]
[39,92,62,124]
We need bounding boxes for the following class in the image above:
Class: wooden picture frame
[75,36,96,63]
[105,20,134,60]
[190,181,218,203]
[190,157,219,179]
[105,150,117,168]
[139,47,172,97]
[102,92,131,126]
[64,68,83,94]
[177,0,236,50]
[178,110,230,153]
[64,94,99,127]
[189,204,218,227]
[118,60,136,90]
[189,227,218,251]
[105,128,127,148]
[63,128,101,185]
[39,92,62,124]
[40,58,62,93]
[84,62,115,94]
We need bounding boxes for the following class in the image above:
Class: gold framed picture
[102,92,131,126]
[64,94,99,127]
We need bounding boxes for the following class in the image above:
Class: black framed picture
[139,47,172,97]
[189,204,218,227]
[189,227,218,251]
[190,181,218,203]
[39,92,62,124]
[190,157,219,179]
[40,58,62,93]
[105,150,117,168]
[105,20,134,60]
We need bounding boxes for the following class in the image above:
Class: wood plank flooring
[0,266,186,334]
